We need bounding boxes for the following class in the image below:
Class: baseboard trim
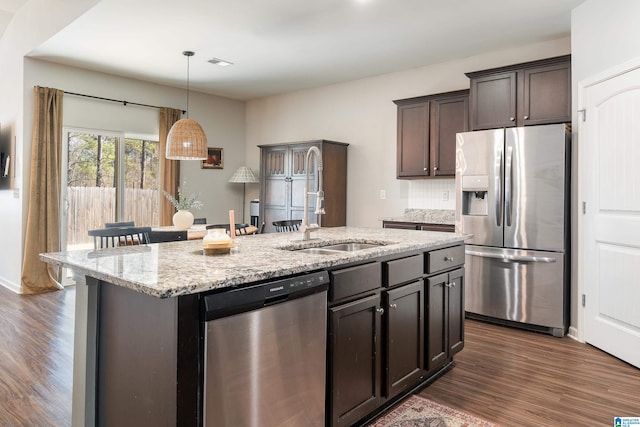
[567,326,581,342]
[0,276,21,294]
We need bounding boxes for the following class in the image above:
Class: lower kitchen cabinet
[385,280,425,399]
[328,294,382,427]
[328,245,465,427]
[426,268,465,371]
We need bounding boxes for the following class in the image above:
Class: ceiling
[14,0,584,100]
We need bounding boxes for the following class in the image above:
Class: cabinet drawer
[330,262,381,302]
[427,245,464,274]
[385,255,422,287]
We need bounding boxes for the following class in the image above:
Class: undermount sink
[321,243,382,251]
[292,242,385,255]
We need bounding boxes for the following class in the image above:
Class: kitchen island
[41,226,468,427]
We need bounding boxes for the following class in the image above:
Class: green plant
[163,186,203,211]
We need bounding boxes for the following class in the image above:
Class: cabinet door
[522,62,571,126]
[426,272,448,371]
[385,280,425,399]
[289,145,316,213]
[329,294,382,427]
[261,147,289,232]
[447,268,465,357]
[430,95,468,176]
[470,71,517,130]
[397,102,430,178]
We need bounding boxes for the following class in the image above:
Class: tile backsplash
[408,179,456,210]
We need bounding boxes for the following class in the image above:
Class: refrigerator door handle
[495,150,503,227]
[465,249,557,263]
[504,146,513,227]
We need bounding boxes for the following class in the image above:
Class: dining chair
[88,226,151,249]
[206,223,252,235]
[193,217,207,224]
[272,219,302,232]
[104,221,135,228]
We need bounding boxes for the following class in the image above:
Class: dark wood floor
[419,319,640,426]
[1,284,638,426]
[0,284,74,427]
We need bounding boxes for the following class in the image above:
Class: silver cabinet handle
[445,282,456,288]
[389,303,398,309]
[423,167,428,171]
[509,117,515,121]
[444,256,454,262]
[376,307,385,315]
[524,115,529,120]
[434,166,438,171]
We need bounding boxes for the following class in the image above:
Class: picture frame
[202,147,223,169]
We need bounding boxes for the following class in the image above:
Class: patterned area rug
[367,394,497,427]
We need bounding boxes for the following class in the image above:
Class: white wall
[0,0,100,291]
[24,58,246,224]
[245,37,571,228]
[570,0,640,330]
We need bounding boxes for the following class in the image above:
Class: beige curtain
[21,86,64,294]
[159,107,182,225]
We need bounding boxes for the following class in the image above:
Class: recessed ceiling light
[208,58,234,67]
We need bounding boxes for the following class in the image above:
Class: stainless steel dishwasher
[202,270,329,427]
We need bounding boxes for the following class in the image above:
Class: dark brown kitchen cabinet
[467,55,571,130]
[384,280,425,399]
[426,268,464,372]
[394,90,469,179]
[329,294,382,427]
[258,140,348,233]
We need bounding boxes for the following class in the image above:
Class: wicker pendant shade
[166,118,207,159]
[166,51,208,160]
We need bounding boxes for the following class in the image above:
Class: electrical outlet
[380,190,386,200]
[442,191,449,201]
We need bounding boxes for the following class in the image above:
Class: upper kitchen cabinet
[394,89,469,179]
[259,140,348,233]
[466,55,571,130]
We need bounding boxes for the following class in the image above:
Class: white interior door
[580,62,640,368]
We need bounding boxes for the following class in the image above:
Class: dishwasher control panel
[203,270,329,320]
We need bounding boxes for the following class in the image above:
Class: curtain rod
[63,91,186,114]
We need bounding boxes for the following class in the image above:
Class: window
[61,128,160,251]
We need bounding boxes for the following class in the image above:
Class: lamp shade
[166,118,208,160]
[228,166,259,183]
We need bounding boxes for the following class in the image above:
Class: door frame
[576,55,640,343]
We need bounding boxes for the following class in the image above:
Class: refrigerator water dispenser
[461,175,489,216]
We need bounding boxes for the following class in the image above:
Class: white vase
[173,210,194,230]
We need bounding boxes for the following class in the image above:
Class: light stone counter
[383,208,455,225]
[41,226,466,298]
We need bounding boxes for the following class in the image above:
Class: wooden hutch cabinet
[466,55,571,130]
[258,140,348,233]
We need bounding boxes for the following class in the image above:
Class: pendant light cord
[183,50,195,119]
[186,53,190,119]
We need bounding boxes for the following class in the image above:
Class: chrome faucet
[301,146,325,241]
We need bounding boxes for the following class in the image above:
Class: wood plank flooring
[1,284,638,426]
[419,319,640,426]
[0,284,74,427]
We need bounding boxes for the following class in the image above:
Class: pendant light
[166,51,208,160]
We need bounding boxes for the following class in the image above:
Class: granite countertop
[383,209,455,225]
[41,227,467,299]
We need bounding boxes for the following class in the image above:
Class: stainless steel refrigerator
[455,124,570,337]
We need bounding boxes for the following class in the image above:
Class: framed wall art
[202,147,223,169]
